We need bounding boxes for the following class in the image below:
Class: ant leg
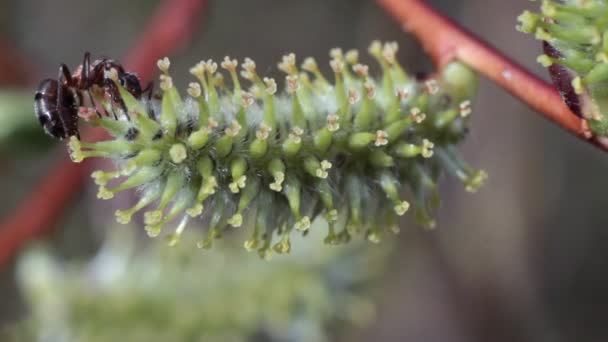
[143,81,154,100]
[59,64,74,87]
[80,53,104,118]
[87,90,103,118]
[79,52,91,89]
[142,81,157,119]
[105,78,131,121]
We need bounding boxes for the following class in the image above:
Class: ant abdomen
[35,78,79,139]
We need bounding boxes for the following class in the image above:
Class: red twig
[0,0,209,270]
[376,0,608,151]
[0,36,40,87]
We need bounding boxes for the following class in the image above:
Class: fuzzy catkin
[68,41,486,258]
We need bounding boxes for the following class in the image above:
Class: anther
[220,56,238,71]
[353,64,369,78]
[345,49,359,64]
[256,123,271,140]
[263,77,277,95]
[348,89,360,105]
[278,53,297,74]
[375,130,389,146]
[187,82,201,98]
[364,81,376,99]
[159,74,173,90]
[330,58,344,73]
[425,79,439,94]
[459,100,472,117]
[225,120,242,137]
[421,139,434,158]
[301,57,318,72]
[157,57,171,73]
[241,91,254,107]
[286,75,300,93]
[327,113,340,132]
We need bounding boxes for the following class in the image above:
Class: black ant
[34,52,153,140]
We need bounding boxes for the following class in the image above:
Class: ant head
[119,73,142,98]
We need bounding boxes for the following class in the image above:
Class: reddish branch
[0,36,39,87]
[377,0,608,151]
[0,0,209,269]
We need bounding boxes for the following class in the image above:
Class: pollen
[269,172,285,192]
[294,216,311,231]
[227,213,243,227]
[187,82,202,98]
[326,113,340,132]
[220,56,238,71]
[204,60,218,74]
[157,57,171,73]
[330,58,345,73]
[225,120,242,137]
[425,79,439,94]
[278,53,297,74]
[345,49,359,64]
[263,77,277,95]
[394,201,410,216]
[67,136,84,163]
[348,89,360,105]
[410,107,426,123]
[241,91,255,107]
[186,204,204,218]
[229,175,247,193]
[459,100,472,117]
[301,57,318,72]
[421,139,434,158]
[203,118,216,130]
[368,40,382,56]
[256,123,271,140]
[97,186,114,200]
[159,74,173,91]
[375,130,389,146]
[330,47,343,60]
[353,64,369,78]
[397,88,409,101]
[364,81,376,99]
[289,126,304,143]
[189,61,206,79]
[286,75,300,93]
[320,160,332,171]
[241,58,257,80]
[382,42,398,64]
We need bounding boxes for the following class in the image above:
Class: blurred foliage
[0,89,54,154]
[5,223,388,342]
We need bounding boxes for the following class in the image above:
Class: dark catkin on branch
[377,0,608,151]
[68,42,485,259]
[518,0,608,137]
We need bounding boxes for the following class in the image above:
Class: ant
[34,52,154,140]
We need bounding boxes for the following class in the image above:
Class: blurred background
[1,0,608,341]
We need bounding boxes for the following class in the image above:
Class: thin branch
[376,0,608,151]
[0,0,210,270]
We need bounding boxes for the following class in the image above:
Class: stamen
[157,57,171,73]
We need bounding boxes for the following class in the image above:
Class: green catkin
[517,0,608,135]
[67,41,485,257]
